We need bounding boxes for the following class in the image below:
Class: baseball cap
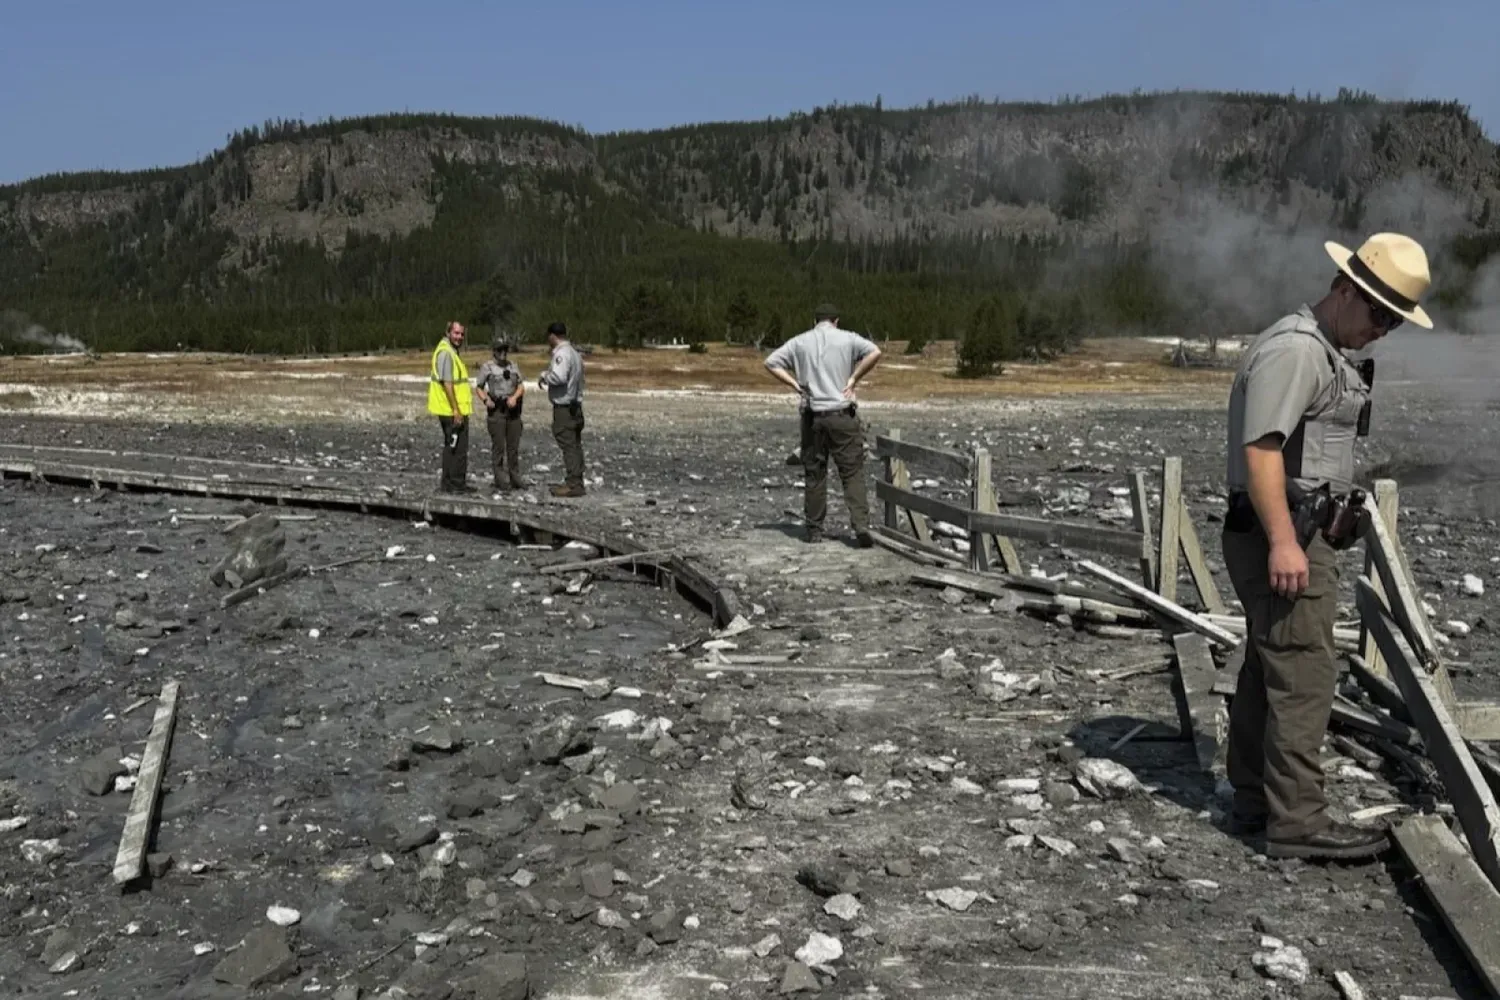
[546,321,568,337]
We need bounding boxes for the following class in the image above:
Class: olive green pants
[802,409,869,534]
[486,408,524,484]
[1222,525,1340,841]
[551,403,586,488]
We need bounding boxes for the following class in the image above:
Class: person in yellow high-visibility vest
[428,321,475,493]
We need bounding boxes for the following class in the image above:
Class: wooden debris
[536,673,611,697]
[1331,970,1367,1000]
[1127,470,1158,590]
[874,433,972,480]
[1172,632,1222,774]
[1391,814,1500,995]
[537,548,679,575]
[1361,492,1441,671]
[1158,457,1183,604]
[1076,559,1239,649]
[113,680,181,886]
[219,564,310,609]
[868,526,964,567]
[1212,642,1246,696]
[1329,696,1419,746]
[1359,479,1399,680]
[1360,576,1500,891]
[970,447,1023,575]
[1174,496,1226,615]
[879,429,935,543]
[693,663,933,677]
[1108,722,1150,752]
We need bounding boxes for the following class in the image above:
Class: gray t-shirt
[765,323,878,413]
[475,359,522,401]
[434,349,456,383]
[1225,305,1335,492]
[540,341,584,405]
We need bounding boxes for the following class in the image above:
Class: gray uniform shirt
[475,360,522,403]
[1226,305,1367,495]
[765,323,878,413]
[434,349,456,383]
[540,341,584,405]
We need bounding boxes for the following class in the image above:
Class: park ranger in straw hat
[1220,231,1433,861]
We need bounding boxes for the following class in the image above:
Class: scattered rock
[525,714,589,765]
[1073,758,1142,798]
[823,894,862,922]
[649,905,681,944]
[266,905,301,927]
[1044,781,1080,807]
[595,907,628,930]
[1253,944,1310,986]
[595,781,641,815]
[595,709,641,732]
[950,777,985,796]
[1106,839,1140,864]
[388,818,440,853]
[794,932,843,967]
[413,726,460,753]
[212,925,299,988]
[753,934,782,958]
[885,859,913,878]
[21,839,63,864]
[448,787,501,819]
[581,862,615,899]
[780,961,823,994]
[78,747,126,796]
[146,852,173,878]
[1465,573,1485,596]
[41,929,76,969]
[1011,923,1051,951]
[927,887,978,912]
[457,952,530,1000]
[796,866,860,898]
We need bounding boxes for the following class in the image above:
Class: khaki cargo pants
[801,407,870,534]
[1222,523,1340,841]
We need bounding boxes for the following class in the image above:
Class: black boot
[1266,822,1389,860]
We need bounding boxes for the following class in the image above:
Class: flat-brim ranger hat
[1324,232,1434,329]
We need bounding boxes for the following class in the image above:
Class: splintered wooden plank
[1457,701,1500,743]
[1362,492,1440,671]
[1359,479,1399,680]
[1077,559,1240,649]
[1212,641,1246,696]
[1359,576,1500,892]
[1127,471,1158,590]
[881,431,934,544]
[972,448,1022,575]
[1158,457,1183,602]
[113,680,181,885]
[1171,632,1222,773]
[1391,814,1500,996]
[872,434,972,480]
[1175,497,1226,615]
[969,448,993,574]
[881,428,905,532]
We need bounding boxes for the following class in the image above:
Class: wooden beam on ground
[1158,457,1183,603]
[1329,696,1420,746]
[906,565,1131,608]
[1019,595,1156,626]
[1127,471,1157,590]
[868,526,965,567]
[1391,814,1500,996]
[113,680,181,886]
[873,434,972,481]
[1359,576,1500,892]
[1171,632,1222,774]
[1347,653,1410,722]
[537,548,679,575]
[1076,559,1240,649]
[1175,497,1226,614]
[219,564,310,610]
[1359,479,1399,681]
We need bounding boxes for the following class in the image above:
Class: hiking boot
[1265,822,1389,861]
[853,530,875,549]
[550,483,586,498]
[492,479,511,492]
[509,475,530,489]
[1225,811,1268,836]
[440,482,477,495]
[805,526,826,544]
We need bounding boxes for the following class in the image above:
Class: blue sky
[3,0,1497,184]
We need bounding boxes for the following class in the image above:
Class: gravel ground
[0,380,1495,999]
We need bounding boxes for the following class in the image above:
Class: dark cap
[546,321,568,337]
[813,303,839,321]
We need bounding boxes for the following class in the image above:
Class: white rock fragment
[752,934,782,958]
[266,905,301,927]
[115,774,137,793]
[1465,574,1485,596]
[49,952,80,974]
[0,816,29,833]
[193,942,216,956]
[1445,620,1472,637]
[823,894,862,921]
[21,839,63,864]
[1253,944,1310,985]
[595,907,628,929]
[1038,835,1077,857]
[995,777,1041,793]
[927,887,979,912]
[415,931,448,946]
[510,869,536,887]
[683,915,701,930]
[794,932,843,966]
[595,709,641,732]
[1073,758,1143,799]
[803,757,827,770]
[950,777,985,796]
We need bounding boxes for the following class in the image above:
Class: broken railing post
[113,680,181,886]
[1359,478,1399,681]
[1128,470,1157,591]
[969,447,992,573]
[1158,457,1183,603]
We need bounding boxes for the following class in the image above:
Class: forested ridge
[3,89,1498,369]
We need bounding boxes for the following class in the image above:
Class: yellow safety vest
[427,339,472,417]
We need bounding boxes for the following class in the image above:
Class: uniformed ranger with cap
[538,321,587,497]
[1221,231,1434,861]
[474,334,528,491]
[765,302,884,546]
[427,320,474,493]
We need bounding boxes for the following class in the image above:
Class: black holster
[1290,484,1370,551]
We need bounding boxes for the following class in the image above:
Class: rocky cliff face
[2,93,1494,260]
